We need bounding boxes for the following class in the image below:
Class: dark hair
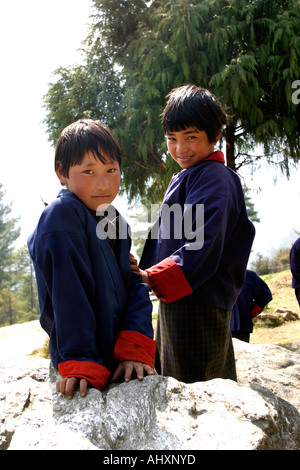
[55,119,121,177]
[162,85,228,143]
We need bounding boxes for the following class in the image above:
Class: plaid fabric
[155,296,237,383]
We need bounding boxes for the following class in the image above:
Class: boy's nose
[177,141,189,153]
[95,175,109,190]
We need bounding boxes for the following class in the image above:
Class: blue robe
[230,270,272,333]
[28,189,155,390]
[140,152,255,309]
[290,237,300,289]
[139,152,255,382]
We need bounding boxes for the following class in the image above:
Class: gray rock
[1,341,300,450]
[233,339,300,412]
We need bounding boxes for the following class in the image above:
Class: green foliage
[0,183,20,289]
[43,0,300,202]
[43,42,124,145]
[243,186,260,223]
[251,246,291,275]
[0,185,39,327]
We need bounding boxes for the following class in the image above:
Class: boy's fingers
[110,363,123,383]
[129,254,138,267]
[144,365,157,376]
[110,361,157,385]
[56,377,80,399]
[134,363,144,381]
[65,377,79,399]
[79,379,88,397]
[130,264,140,272]
[56,378,64,393]
[124,362,134,382]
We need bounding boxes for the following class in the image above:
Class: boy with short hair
[133,85,255,383]
[28,119,156,399]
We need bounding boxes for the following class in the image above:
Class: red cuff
[146,257,193,303]
[114,331,156,368]
[251,304,263,318]
[58,360,111,391]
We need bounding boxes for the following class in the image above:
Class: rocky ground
[1,318,300,450]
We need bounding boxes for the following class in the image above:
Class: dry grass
[250,270,300,347]
[30,337,50,359]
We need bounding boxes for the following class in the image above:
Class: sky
[0,0,299,265]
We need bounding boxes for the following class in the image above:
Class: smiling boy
[28,119,156,399]
[165,126,219,169]
[133,85,255,383]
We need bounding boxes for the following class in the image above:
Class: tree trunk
[226,123,236,171]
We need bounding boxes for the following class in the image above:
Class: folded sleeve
[250,304,263,318]
[146,258,193,303]
[114,331,156,368]
[58,361,111,391]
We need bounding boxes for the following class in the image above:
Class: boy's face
[56,150,121,211]
[166,127,220,170]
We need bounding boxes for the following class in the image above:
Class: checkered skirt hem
[155,297,237,383]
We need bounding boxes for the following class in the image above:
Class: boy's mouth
[177,155,193,163]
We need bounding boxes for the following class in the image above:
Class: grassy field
[250,270,300,347]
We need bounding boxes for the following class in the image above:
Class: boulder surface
[1,337,299,450]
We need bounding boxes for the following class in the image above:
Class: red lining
[114,330,156,368]
[251,304,263,318]
[146,257,193,303]
[58,360,111,390]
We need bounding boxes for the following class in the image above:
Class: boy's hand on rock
[56,377,88,399]
[110,360,157,384]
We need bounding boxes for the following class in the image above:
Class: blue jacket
[230,270,272,333]
[28,190,155,390]
[140,152,255,309]
[290,237,300,288]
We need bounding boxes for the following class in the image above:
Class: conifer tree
[0,183,20,289]
[43,0,300,201]
[0,183,22,326]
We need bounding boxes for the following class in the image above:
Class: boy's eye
[83,170,94,175]
[107,168,117,173]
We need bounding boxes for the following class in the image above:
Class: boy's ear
[55,162,67,186]
[215,131,222,144]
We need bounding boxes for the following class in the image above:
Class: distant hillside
[261,270,299,315]
[251,270,300,348]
